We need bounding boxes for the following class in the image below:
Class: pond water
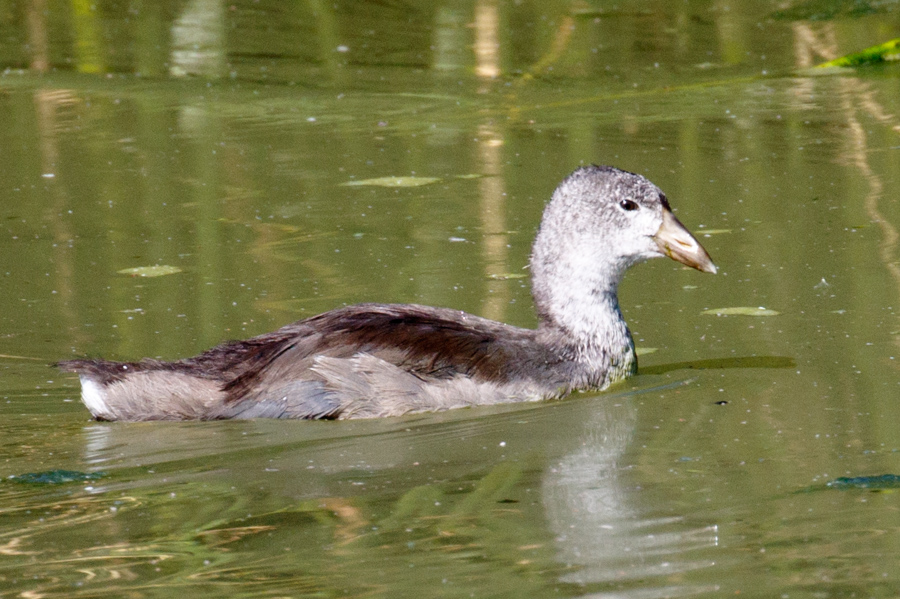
[2,0,900,597]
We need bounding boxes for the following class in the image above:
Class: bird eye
[619,199,639,211]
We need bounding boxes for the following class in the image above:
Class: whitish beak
[653,208,717,274]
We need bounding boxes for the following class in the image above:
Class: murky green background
[2,0,900,597]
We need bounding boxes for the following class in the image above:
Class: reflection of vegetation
[518,14,575,82]
[772,0,899,21]
[71,0,103,73]
[0,460,577,597]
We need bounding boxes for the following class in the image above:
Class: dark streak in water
[640,356,796,376]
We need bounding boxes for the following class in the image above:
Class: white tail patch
[79,377,110,418]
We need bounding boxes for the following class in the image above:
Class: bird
[59,165,716,421]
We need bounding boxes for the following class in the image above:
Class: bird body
[60,166,716,421]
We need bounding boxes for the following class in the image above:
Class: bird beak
[653,208,717,274]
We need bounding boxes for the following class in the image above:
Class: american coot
[60,165,716,421]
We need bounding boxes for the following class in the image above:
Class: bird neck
[537,279,633,349]
[532,259,636,383]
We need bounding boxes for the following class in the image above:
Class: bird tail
[58,359,225,421]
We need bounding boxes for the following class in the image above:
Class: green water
[2,1,900,596]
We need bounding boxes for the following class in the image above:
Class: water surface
[2,1,900,597]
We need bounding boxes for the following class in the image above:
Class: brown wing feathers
[218,304,514,404]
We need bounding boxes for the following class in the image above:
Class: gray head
[531,165,715,338]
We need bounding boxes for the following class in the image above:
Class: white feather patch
[79,377,110,418]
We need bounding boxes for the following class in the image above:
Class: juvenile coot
[60,165,716,420]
